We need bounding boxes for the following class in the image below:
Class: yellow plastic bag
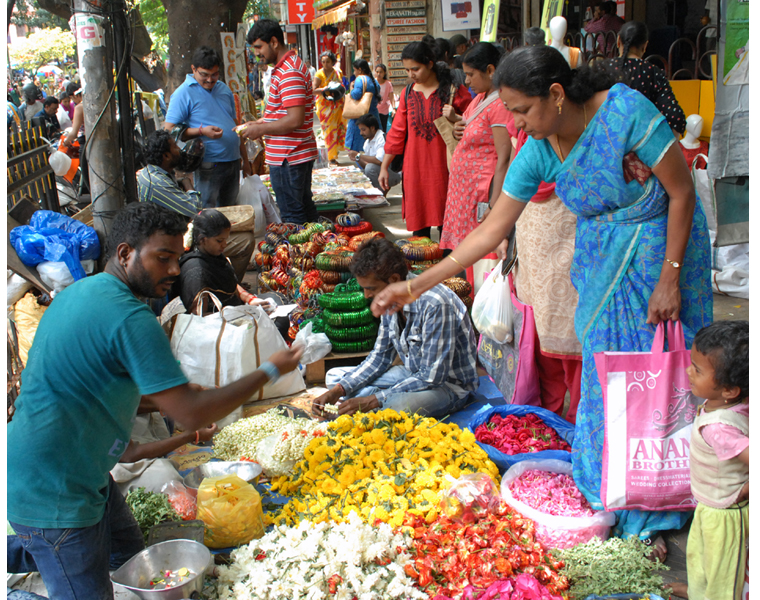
[196,474,264,548]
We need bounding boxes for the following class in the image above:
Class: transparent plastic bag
[196,474,264,548]
[470,262,514,343]
[161,480,197,521]
[440,472,501,523]
[254,431,297,478]
[294,321,332,364]
[500,459,615,550]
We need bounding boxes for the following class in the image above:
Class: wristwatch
[665,258,681,269]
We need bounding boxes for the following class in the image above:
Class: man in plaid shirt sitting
[313,238,478,419]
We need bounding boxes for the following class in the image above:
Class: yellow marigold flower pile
[270,409,499,528]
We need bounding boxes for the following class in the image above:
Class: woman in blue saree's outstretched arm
[370,45,712,556]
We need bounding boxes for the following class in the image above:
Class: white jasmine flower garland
[216,513,427,600]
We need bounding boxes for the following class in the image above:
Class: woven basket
[217,205,254,232]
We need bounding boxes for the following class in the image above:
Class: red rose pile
[474,414,571,455]
[403,501,569,599]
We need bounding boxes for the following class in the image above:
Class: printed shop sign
[441,0,480,32]
[386,0,425,6]
[387,8,426,17]
[387,25,428,34]
[387,17,427,25]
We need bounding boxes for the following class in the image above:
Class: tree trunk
[161,0,249,98]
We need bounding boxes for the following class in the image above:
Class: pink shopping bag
[594,320,699,512]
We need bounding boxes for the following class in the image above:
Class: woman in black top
[610,21,686,136]
[176,210,261,312]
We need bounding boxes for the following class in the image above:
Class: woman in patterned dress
[313,51,345,164]
[372,46,712,552]
[440,43,516,294]
[379,42,472,238]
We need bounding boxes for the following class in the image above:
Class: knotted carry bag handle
[650,319,686,354]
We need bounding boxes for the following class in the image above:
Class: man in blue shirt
[7,202,301,599]
[32,96,61,138]
[164,46,250,208]
[313,238,478,419]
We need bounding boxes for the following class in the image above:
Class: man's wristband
[259,361,281,384]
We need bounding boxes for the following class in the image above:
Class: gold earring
[557,100,563,115]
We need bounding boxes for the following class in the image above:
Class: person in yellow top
[313,50,345,164]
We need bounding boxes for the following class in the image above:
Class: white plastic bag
[237,174,266,241]
[7,271,32,306]
[294,322,332,365]
[37,259,95,296]
[249,174,281,226]
[471,261,514,343]
[500,459,615,550]
[170,293,305,427]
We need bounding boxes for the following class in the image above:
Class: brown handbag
[433,85,459,169]
[342,76,373,120]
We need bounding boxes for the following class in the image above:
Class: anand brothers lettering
[629,435,690,471]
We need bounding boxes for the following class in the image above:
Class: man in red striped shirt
[239,19,319,224]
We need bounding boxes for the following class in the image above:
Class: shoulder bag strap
[464,90,500,126]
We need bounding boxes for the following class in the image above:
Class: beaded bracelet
[323,307,374,327]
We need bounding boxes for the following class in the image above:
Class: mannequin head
[549,16,568,49]
[685,114,704,139]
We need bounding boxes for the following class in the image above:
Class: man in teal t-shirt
[7,203,303,599]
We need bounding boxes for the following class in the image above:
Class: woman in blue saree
[370,46,712,556]
[345,59,382,152]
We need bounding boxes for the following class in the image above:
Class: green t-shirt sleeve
[113,306,188,395]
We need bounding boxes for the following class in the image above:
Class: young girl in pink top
[671,320,749,600]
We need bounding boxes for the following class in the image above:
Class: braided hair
[401,41,454,105]
[616,21,648,60]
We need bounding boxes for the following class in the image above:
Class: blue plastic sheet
[10,210,100,281]
[468,404,575,474]
[585,595,666,600]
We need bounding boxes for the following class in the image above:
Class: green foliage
[8,27,76,72]
[125,487,181,542]
[134,0,169,59]
[243,0,272,24]
[11,0,70,30]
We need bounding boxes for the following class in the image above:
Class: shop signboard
[388,43,412,50]
[441,0,480,32]
[387,17,426,25]
[388,33,423,43]
[386,8,426,17]
[389,52,402,60]
[389,69,408,78]
[480,0,499,42]
[388,25,427,33]
[287,0,315,24]
[386,0,425,6]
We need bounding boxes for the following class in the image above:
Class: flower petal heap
[271,409,500,527]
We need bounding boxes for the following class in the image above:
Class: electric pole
[72,0,126,249]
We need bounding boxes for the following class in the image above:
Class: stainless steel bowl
[111,539,212,599]
[182,461,263,497]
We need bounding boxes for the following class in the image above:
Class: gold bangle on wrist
[407,279,417,300]
[448,255,465,269]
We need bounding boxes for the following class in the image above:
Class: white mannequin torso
[550,16,571,63]
[680,114,704,149]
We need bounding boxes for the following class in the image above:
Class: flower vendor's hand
[312,386,343,419]
[268,346,304,375]
[370,280,413,317]
[338,395,379,416]
[236,121,263,141]
[198,423,218,442]
[201,125,224,140]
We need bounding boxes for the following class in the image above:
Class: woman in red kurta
[379,42,472,237]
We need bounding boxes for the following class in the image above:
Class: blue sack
[10,210,100,281]
[467,404,575,474]
[585,596,666,600]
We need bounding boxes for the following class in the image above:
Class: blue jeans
[268,159,318,224]
[195,159,241,208]
[8,477,144,600]
[326,365,468,418]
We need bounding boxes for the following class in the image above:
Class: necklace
[556,102,588,163]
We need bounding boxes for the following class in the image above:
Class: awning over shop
[312,0,355,29]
